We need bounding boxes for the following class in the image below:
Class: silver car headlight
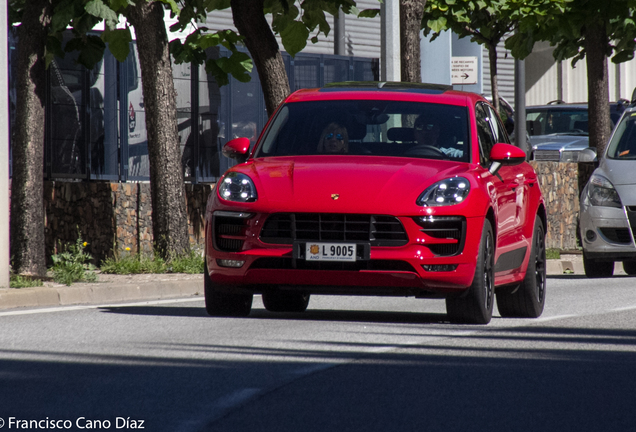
[417,177,470,207]
[588,173,621,208]
[218,172,258,202]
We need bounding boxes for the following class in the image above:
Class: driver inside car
[414,115,463,158]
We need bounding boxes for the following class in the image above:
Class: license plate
[305,243,356,262]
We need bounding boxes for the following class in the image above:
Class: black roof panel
[320,81,452,94]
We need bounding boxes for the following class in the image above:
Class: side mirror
[222,137,251,161]
[577,147,597,163]
[489,143,526,175]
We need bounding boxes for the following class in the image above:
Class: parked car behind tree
[528,100,629,162]
[579,91,636,277]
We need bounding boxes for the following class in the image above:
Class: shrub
[51,237,97,286]
[100,248,204,275]
[10,275,44,288]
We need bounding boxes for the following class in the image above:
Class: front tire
[204,261,253,317]
[583,253,614,278]
[497,217,546,318]
[446,219,494,324]
[262,291,311,313]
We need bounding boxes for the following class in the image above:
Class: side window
[475,103,496,166]
[487,105,510,144]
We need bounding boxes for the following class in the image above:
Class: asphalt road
[1,274,636,432]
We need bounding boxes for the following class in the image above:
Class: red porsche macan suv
[204,82,547,324]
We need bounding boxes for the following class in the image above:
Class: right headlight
[218,172,258,202]
[587,173,622,208]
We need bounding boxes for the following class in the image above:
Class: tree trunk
[584,23,611,158]
[231,0,291,117]
[577,23,611,195]
[487,41,501,116]
[127,1,190,258]
[400,0,425,83]
[10,0,52,276]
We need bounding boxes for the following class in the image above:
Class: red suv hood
[228,156,473,215]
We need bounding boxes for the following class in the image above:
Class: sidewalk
[0,273,203,311]
[0,257,601,312]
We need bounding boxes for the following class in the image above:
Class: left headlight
[417,177,470,207]
[218,172,258,202]
[587,173,621,208]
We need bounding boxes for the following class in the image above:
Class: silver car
[528,102,628,162]
[579,102,636,277]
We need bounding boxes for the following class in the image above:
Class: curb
[0,259,589,312]
[546,259,584,275]
[0,277,203,311]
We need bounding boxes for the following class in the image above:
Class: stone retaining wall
[530,161,580,251]
[44,165,581,264]
[44,182,212,265]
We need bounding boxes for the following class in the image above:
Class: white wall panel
[622,62,636,100]
[481,40,515,105]
[525,41,636,105]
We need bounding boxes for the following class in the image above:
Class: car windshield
[607,112,636,159]
[526,109,589,136]
[254,100,470,162]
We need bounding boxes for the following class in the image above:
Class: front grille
[260,214,408,246]
[415,216,466,256]
[250,257,416,272]
[628,208,636,241]
[599,228,632,244]
[533,150,561,161]
[214,214,249,252]
[428,244,461,256]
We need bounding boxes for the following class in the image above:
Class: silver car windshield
[526,109,589,136]
[255,100,470,162]
[607,113,636,160]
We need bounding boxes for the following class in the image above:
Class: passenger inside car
[611,116,636,158]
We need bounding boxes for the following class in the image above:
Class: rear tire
[497,217,546,318]
[583,253,614,278]
[262,291,310,313]
[204,261,253,317]
[623,260,636,275]
[446,219,494,324]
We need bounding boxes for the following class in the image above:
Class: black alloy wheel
[446,219,494,324]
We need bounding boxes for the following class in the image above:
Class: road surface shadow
[100,304,450,324]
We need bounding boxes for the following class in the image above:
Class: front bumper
[206,211,486,296]
[580,201,636,260]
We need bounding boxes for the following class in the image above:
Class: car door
[475,103,524,269]
[485,104,532,243]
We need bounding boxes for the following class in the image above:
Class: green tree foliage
[506,0,636,158]
[170,0,368,115]
[506,0,636,65]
